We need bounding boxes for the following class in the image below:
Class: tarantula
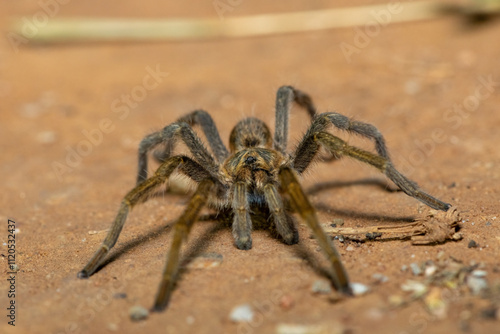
[78,86,450,311]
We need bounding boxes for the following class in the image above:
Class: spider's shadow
[90,177,415,286]
[306,177,415,223]
[94,219,226,276]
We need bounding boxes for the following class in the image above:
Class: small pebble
[113,293,127,299]
[334,235,345,243]
[410,263,422,276]
[10,264,20,272]
[372,273,388,284]
[485,221,492,226]
[424,287,447,319]
[366,232,382,240]
[350,282,370,296]
[401,280,427,297]
[388,295,404,307]
[229,304,254,322]
[279,295,295,310]
[468,240,478,248]
[187,252,223,269]
[129,305,149,322]
[467,276,488,295]
[425,265,437,277]
[401,265,408,272]
[345,245,355,252]
[311,280,332,294]
[471,270,487,278]
[276,324,330,334]
[331,218,344,227]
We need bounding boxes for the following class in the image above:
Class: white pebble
[311,280,332,294]
[350,282,370,296]
[471,270,487,277]
[401,280,427,297]
[425,265,437,277]
[230,304,254,322]
[372,273,388,283]
[129,305,149,321]
[276,323,329,334]
[467,276,488,295]
[410,263,422,276]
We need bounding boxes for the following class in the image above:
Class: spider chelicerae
[78,86,451,312]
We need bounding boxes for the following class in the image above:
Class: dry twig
[325,207,462,244]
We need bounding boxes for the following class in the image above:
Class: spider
[78,86,451,312]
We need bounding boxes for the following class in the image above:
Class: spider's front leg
[274,86,317,154]
[263,182,299,245]
[78,156,211,279]
[154,178,215,311]
[231,182,253,250]
[278,166,351,294]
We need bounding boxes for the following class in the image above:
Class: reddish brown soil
[1,2,500,334]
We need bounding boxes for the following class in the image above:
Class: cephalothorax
[78,86,450,311]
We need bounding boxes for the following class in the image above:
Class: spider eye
[245,156,257,164]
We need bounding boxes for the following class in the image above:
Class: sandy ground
[1,1,500,334]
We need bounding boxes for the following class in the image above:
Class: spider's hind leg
[292,112,450,211]
[154,110,229,164]
[316,132,451,211]
[137,110,226,184]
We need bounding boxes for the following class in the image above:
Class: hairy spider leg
[263,182,299,245]
[154,110,229,164]
[78,156,213,279]
[294,112,391,174]
[137,120,219,184]
[279,166,351,294]
[314,131,451,211]
[274,86,317,153]
[153,178,215,311]
[231,182,253,250]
